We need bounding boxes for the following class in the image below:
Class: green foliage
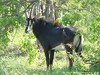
[62,12,81,25]
[7,27,38,64]
[0,54,100,75]
[0,0,100,74]
[0,0,38,65]
[0,0,26,49]
[22,33,38,64]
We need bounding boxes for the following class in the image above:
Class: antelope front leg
[50,50,54,71]
[44,50,49,70]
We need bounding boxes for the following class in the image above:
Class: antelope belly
[52,44,65,50]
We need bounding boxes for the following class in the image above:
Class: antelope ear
[32,16,35,19]
[39,16,45,19]
[32,17,38,23]
[32,16,36,21]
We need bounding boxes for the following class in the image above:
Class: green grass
[0,51,100,75]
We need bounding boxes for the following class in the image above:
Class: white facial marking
[29,20,31,26]
[32,21,35,24]
[26,20,32,33]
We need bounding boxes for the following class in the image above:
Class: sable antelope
[25,8,84,71]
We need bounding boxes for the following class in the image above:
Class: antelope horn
[29,4,35,18]
[25,2,33,18]
[25,10,29,18]
[31,4,35,18]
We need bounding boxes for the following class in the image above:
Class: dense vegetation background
[0,0,100,75]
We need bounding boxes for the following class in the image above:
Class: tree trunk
[45,0,55,22]
[45,0,50,21]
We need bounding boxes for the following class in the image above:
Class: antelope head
[25,4,35,33]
